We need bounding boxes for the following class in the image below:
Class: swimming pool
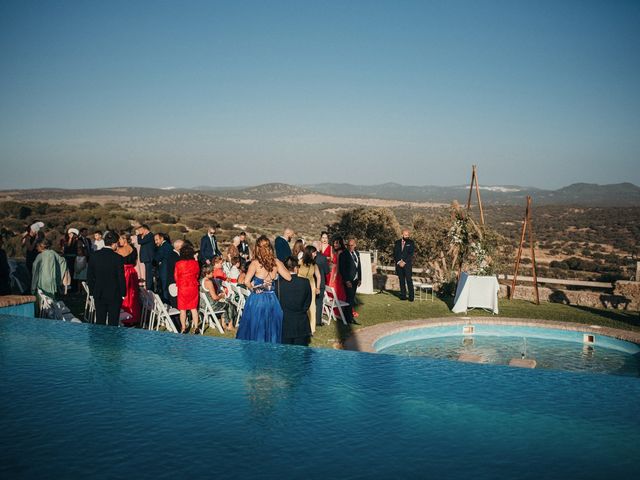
[375,324,640,377]
[1,315,639,478]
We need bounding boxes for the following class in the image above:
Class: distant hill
[1,182,638,207]
[303,182,640,206]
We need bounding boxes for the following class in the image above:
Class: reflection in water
[241,343,313,417]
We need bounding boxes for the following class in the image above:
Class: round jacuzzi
[369,321,640,377]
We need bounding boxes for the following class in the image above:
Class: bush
[328,207,401,264]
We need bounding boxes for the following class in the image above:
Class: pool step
[458,353,484,363]
[509,358,537,368]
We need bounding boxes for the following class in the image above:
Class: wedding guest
[328,236,348,316]
[298,246,322,335]
[212,255,227,281]
[154,232,172,302]
[31,238,68,299]
[394,228,415,301]
[236,235,292,343]
[200,225,222,265]
[292,239,305,261]
[278,256,312,346]
[275,228,294,262]
[135,224,155,289]
[116,231,141,325]
[223,255,242,282]
[87,231,126,327]
[79,228,93,260]
[319,231,332,259]
[61,228,79,293]
[174,242,200,334]
[200,264,234,331]
[339,237,362,325]
[238,231,251,265]
[93,230,105,251]
[74,243,89,283]
[312,241,330,327]
[237,261,248,286]
[23,222,44,274]
[0,238,12,295]
[225,238,240,263]
[166,239,183,308]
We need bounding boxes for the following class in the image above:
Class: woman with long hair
[236,235,292,343]
[174,241,200,333]
[116,231,141,326]
[292,238,305,260]
[298,245,322,335]
[319,231,332,283]
[328,236,348,313]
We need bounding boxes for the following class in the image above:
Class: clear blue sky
[1,0,639,189]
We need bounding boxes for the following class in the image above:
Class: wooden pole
[465,165,485,225]
[527,197,540,304]
[474,167,485,225]
[466,165,476,211]
[510,196,529,300]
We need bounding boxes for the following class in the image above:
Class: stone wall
[372,272,640,311]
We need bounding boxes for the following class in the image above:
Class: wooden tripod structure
[466,164,485,225]
[510,196,540,304]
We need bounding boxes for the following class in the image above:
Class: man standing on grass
[275,228,294,262]
[339,237,362,325]
[394,229,415,301]
[87,231,126,326]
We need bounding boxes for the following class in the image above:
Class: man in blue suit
[154,233,172,303]
[275,228,294,262]
[135,224,155,289]
[199,225,222,265]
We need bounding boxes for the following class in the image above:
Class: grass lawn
[62,289,640,348]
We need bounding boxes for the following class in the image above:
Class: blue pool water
[376,324,640,377]
[1,315,639,479]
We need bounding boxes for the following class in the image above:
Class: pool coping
[343,317,640,353]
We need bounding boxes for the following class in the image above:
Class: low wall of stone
[372,273,640,311]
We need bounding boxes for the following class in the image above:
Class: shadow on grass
[570,304,640,327]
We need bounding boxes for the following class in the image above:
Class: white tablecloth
[452,273,500,314]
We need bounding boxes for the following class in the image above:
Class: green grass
[62,289,640,348]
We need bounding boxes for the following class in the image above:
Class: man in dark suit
[278,256,312,346]
[199,225,222,265]
[154,233,173,303]
[275,228,293,262]
[79,228,93,261]
[339,237,362,325]
[394,229,415,301]
[166,239,183,308]
[87,231,126,326]
[313,242,330,327]
[135,224,155,289]
[238,231,251,266]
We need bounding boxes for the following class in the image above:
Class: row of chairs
[79,280,352,333]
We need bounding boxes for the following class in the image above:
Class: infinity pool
[1,315,639,479]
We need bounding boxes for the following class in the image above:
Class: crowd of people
[8,220,388,346]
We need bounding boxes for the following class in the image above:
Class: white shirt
[93,239,105,251]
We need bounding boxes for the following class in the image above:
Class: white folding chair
[152,293,180,333]
[224,282,248,327]
[323,286,349,326]
[139,288,154,329]
[81,281,96,323]
[199,291,226,334]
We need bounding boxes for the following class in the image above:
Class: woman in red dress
[116,232,141,326]
[174,242,200,333]
[319,231,332,283]
[328,236,348,315]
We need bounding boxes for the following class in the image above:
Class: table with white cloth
[452,272,500,314]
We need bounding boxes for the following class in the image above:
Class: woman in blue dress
[236,235,292,343]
